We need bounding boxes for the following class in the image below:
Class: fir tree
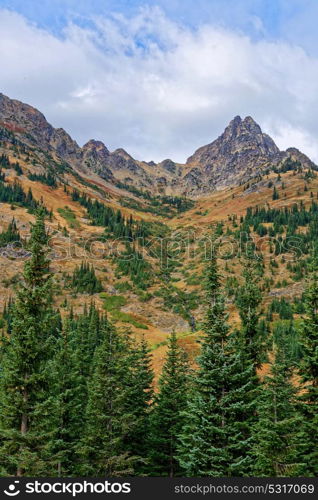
[0,218,20,247]
[51,323,84,476]
[177,243,255,476]
[78,320,137,476]
[272,186,280,200]
[297,251,318,475]
[150,331,189,476]
[236,253,263,371]
[0,210,60,476]
[123,336,154,473]
[71,261,103,295]
[252,340,302,476]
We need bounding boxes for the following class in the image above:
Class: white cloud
[1,7,318,163]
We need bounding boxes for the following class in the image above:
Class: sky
[1,0,318,163]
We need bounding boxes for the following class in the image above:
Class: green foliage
[241,202,318,259]
[297,253,318,475]
[269,297,294,320]
[150,332,189,476]
[72,189,151,240]
[0,153,10,167]
[0,211,61,475]
[110,310,148,330]
[235,254,263,369]
[123,336,154,473]
[177,245,255,476]
[115,246,153,290]
[53,305,109,475]
[71,261,103,295]
[116,181,195,217]
[252,340,302,476]
[57,206,80,229]
[0,218,20,247]
[101,293,127,311]
[101,293,148,329]
[273,321,301,364]
[28,171,57,188]
[0,174,40,211]
[77,324,153,475]
[272,186,280,200]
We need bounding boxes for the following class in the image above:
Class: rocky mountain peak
[82,139,110,159]
[186,115,280,166]
[0,92,80,161]
[182,115,284,193]
[112,148,134,160]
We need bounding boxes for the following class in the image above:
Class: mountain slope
[1,92,318,377]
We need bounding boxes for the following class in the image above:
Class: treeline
[28,171,57,188]
[0,218,20,247]
[115,181,194,215]
[243,202,318,235]
[71,261,103,295]
[71,189,151,240]
[0,171,40,211]
[0,212,317,477]
[0,153,23,175]
[235,202,318,259]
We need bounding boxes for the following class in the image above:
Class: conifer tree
[177,242,254,476]
[0,210,60,476]
[71,261,103,295]
[297,251,318,475]
[150,331,189,476]
[252,340,302,476]
[123,336,154,472]
[78,320,137,476]
[51,320,86,476]
[236,252,263,371]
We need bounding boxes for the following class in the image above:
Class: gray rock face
[0,93,316,196]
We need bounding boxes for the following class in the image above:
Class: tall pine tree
[78,320,138,476]
[252,340,302,476]
[297,250,318,475]
[0,210,60,476]
[236,252,263,371]
[123,335,153,473]
[177,241,255,476]
[150,331,189,476]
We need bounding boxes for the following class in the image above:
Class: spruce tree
[123,336,153,473]
[252,340,302,476]
[297,251,318,475]
[51,320,85,476]
[177,244,254,476]
[236,252,263,371]
[0,210,60,476]
[149,331,189,476]
[78,320,137,476]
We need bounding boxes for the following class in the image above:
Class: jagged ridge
[0,93,315,197]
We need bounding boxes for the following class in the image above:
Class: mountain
[185,115,280,190]
[0,92,316,197]
[1,91,318,377]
